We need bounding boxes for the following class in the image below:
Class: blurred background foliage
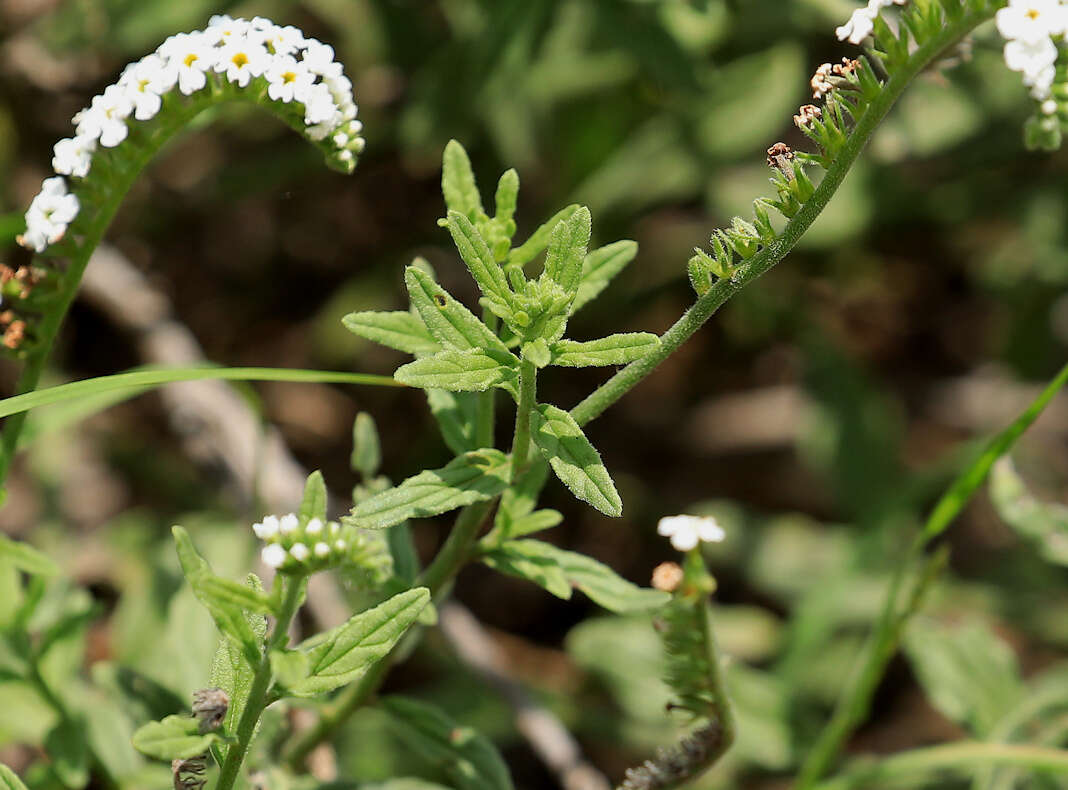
[1,0,1067,788]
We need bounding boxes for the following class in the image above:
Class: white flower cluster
[657,514,726,552]
[997,0,1068,103]
[18,15,364,254]
[255,513,352,572]
[835,0,907,45]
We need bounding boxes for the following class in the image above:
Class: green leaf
[508,205,580,268]
[405,267,509,354]
[426,389,481,455]
[530,404,622,517]
[923,362,1068,540]
[550,333,659,367]
[172,527,261,663]
[507,510,563,539]
[346,449,511,530]
[989,457,1068,565]
[521,339,551,369]
[494,169,519,224]
[497,460,549,525]
[382,696,514,790]
[483,540,668,612]
[903,617,1024,736]
[572,240,638,313]
[0,366,402,420]
[299,471,328,524]
[387,523,420,582]
[352,412,383,479]
[395,350,519,393]
[482,542,573,600]
[209,574,269,736]
[363,781,452,790]
[45,717,89,788]
[269,648,311,691]
[541,207,592,304]
[0,534,59,577]
[447,211,514,309]
[288,588,430,696]
[131,715,220,761]
[0,764,29,790]
[343,311,441,356]
[442,140,483,222]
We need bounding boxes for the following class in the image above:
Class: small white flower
[119,55,170,120]
[290,543,310,561]
[302,82,340,125]
[836,8,875,44]
[306,517,323,535]
[262,543,287,568]
[314,542,331,558]
[21,177,80,252]
[335,539,347,552]
[261,24,305,56]
[301,39,343,79]
[253,515,280,539]
[204,15,252,46]
[279,513,299,534]
[160,32,218,95]
[215,37,269,87]
[1043,98,1059,114]
[997,0,1068,45]
[1003,36,1059,80]
[52,135,95,178]
[657,514,726,552]
[265,56,314,102]
[76,85,133,147]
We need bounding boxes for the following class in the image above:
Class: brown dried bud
[811,62,834,100]
[192,687,229,733]
[793,104,822,129]
[172,755,208,790]
[833,57,860,77]
[651,561,684,593]
[766,142,795,173]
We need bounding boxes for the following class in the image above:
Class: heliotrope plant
[2,1,1068,790]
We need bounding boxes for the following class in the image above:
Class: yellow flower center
[1027,8,1040,18]
[184,53,198,67]
[232,52,249,68]
[282,70,297,84]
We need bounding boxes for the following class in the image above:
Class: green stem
[812,742,1068,790]
[216,574,305,790]
[510,359,537,479]
[282,501,494,770]
[570,6,996,430]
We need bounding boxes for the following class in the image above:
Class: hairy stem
[811,742,1068,790]
[282,501,494,769]
[570,6,997,430]
[216,575,305,790]
[510,359,537,479]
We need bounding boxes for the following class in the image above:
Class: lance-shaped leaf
[395,349,519,393]
[352,412,382,479]
[383,696,515,790]
[483,540,667,612]
[172,527,268,662]
[209,574,268,738]
[426,389,481,455]
[298,471,328,524]
[447,211,514,309]
[541,207,591,305]
[343,311,441,356]
[131,715,221,761]
[45,717,89,788]
[405,267,508,354]
[494,169,519,225]
[990,457,1068,565]
[550,333,659,368]
[442,140,483,222]
[508,205,580,267]
[530,404,622,517]
[0,533,59,577]
[572,240,638,313]
[346,449,511,530]
[287,588,429,696]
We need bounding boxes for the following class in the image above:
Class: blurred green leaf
[989,457,1068,565]
[0,765,28,790]
[382,696,514,790]
[0,534,59,578]
[131,715,220,761]
[44,717,89,788]
[353,412,383,480]
[299,471,329,525]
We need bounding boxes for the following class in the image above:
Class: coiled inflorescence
[18,14,365,255]
[253,512,392,585]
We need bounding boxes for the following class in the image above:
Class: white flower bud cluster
[18,14,364,254]
[996,0,1068,100]
[835,0,907,46]
[254,513,352,573]
[656,514,726,553]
